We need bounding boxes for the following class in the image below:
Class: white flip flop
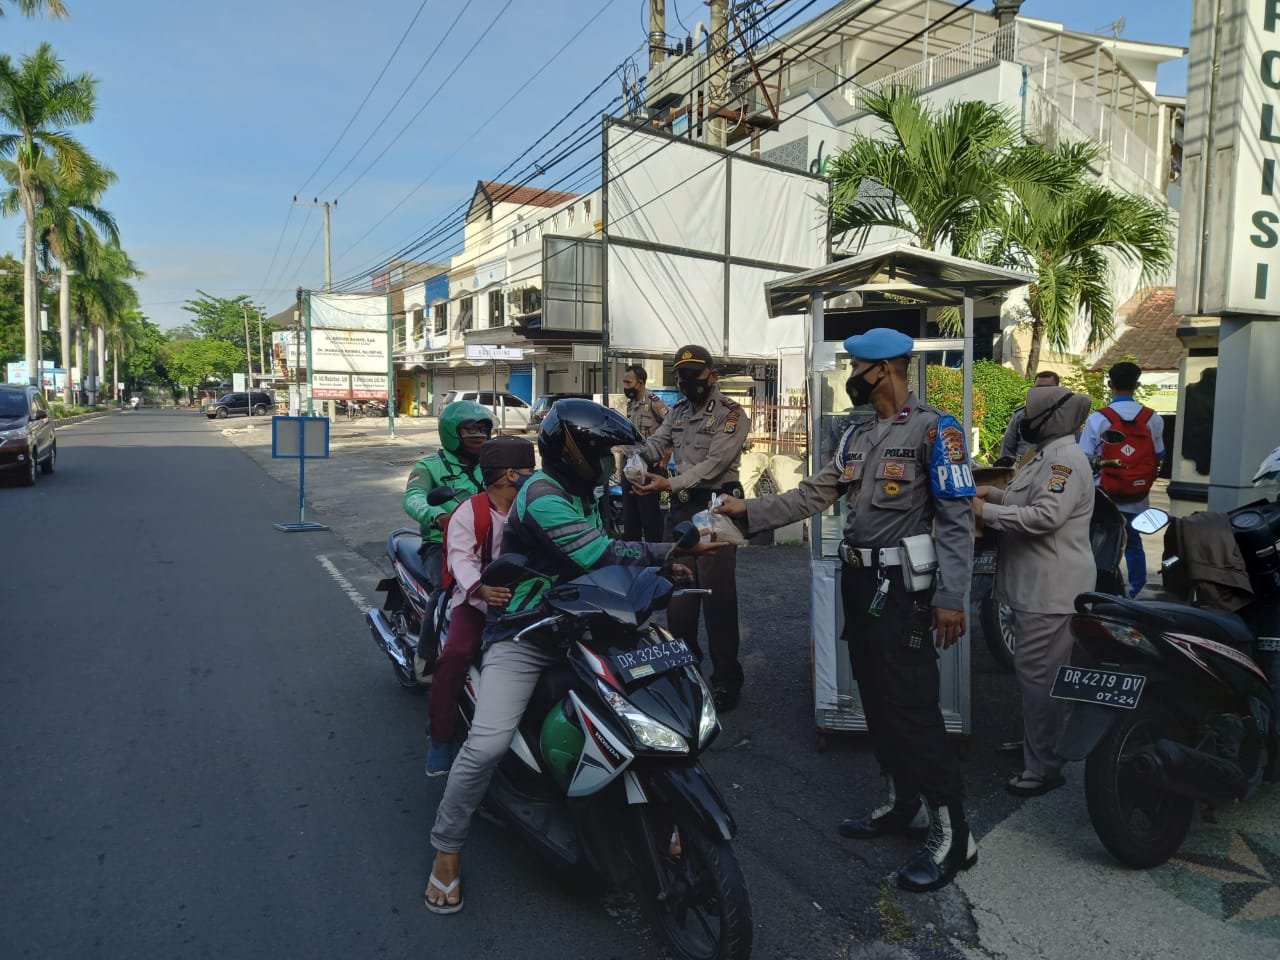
[424,872,463,915]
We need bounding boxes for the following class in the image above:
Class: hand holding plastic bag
[623,451,648,485]
[691,493,747,546]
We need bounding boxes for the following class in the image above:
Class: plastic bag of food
[691,494,747,546]
[623,451,648,485]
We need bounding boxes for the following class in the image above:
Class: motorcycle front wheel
[639,810,752,960]
[1084,701,1195,868]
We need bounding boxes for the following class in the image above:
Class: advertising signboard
[311,373,352,399]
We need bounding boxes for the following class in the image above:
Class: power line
[330,0,632,270]
[328,0,812,291]
[313,0,480,199]
[333,0,517,200]
[253,202,294,300]
[294,0,433,197]
[338,0,982,302]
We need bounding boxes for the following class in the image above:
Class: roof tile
[1092,287,1184,372]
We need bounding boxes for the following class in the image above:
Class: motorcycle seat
[1096,598,1256,650]
[392,533,430,586]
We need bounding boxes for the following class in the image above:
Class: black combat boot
[838,776,930,839]
[895,800,978,892]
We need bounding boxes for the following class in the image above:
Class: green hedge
[926,360,1032,464]
[49,403,99,420]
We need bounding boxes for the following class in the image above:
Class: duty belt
[675,483,743,505]
[838,543,904,569]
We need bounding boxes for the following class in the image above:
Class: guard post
[272,414,330,533]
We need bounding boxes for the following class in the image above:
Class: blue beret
[843,328,915,361]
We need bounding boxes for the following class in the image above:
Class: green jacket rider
[402,399,494,588]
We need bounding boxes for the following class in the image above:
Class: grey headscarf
[1024,385,1092,445]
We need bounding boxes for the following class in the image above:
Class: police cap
[673,344,715,372]
[843,328,915,361]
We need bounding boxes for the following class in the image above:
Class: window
[542,236,602,331]
[454,296,474,335]
[503,394,528,409]
[433,302,448,336]
[488,289,504,327]
[567,205,575,224]
[476,392,494,406]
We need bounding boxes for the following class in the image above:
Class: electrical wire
[334,0,982,307]
[333,0,519,201]
[330,0,632,270]
[313,0,480,199]
[253,202,294,300]
[326,0,817,293]
[294,0,433,198]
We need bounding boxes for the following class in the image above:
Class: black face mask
[679,377,711,405]
[623,387,639,401]
[1018,396,1070,444]
[845,367,884,407]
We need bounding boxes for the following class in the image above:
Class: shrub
[926,360,1031,463]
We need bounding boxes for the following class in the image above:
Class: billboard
[1176,0,1280,316]
[306,291,391,411]
[603,119,829,357]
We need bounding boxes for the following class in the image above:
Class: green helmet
[438,400,494,454]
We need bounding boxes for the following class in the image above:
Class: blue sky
[0,0,1194,329]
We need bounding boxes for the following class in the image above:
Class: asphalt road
[0,411,665,960]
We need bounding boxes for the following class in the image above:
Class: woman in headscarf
[974,386,1096,797]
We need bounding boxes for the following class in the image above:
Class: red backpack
[440,492,494,593]
[1097,406,1159,502]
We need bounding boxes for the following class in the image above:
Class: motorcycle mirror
[481,554,532,587]
[1101,429,1126,445]
[426,486,459,507]
[673,521,701,550]
[1130,508,1171,536]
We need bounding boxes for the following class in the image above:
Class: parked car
[0,384,56,486]
[205,391,275,419]
[440,390,531,431]
[527,392,591,433]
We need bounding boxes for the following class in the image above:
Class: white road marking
[316,554,370,611]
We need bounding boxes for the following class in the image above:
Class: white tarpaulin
[603,120,827,359]
[310,292,389,331]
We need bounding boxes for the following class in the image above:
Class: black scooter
[461,524,752,960]
[1055,503,1279,868]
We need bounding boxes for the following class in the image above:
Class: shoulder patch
[723,409,741,434]
[928,414,975,499]
[1047,475,1068,494]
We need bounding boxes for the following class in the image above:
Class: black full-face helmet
[538,398,639,496]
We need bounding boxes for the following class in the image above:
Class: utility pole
[242,302,255,400]
[294,196,337,291]
[707,0,729,148]
[649,0,665,71]
[59,268,75,405]
[257,305,267,381]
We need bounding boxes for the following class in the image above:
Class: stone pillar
[1207,318,1280,512]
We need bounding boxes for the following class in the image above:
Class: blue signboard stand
[271,415,330,532]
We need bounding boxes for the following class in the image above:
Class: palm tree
[79,241,141,401]
[2,1,69,17]
[0,43,97,387]
[4,157,118,401]
[991,143,1175,373]
[826,87,1063,258]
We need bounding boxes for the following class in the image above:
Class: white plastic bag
[691,494,747,546]
[623,451,648,484]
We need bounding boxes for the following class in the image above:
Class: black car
[0,384,56,486]
[205,391,275,419]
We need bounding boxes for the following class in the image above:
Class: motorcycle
[1055,497,1280,868]
[456,523,752,960]
[365,486,458,689]
[977,485,1128,672]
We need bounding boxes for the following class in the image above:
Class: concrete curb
[52,409,116,426]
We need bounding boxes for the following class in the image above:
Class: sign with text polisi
[1177,0,1280,317]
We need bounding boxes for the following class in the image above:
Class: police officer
[621,363,669,542]
[631,344,748,711]
[716,328,977,892]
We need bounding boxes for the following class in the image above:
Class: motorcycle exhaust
[1130,739,1249,805]
[366,609,413,674]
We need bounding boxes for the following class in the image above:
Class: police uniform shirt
[981,434,1095,615]
[744,394,976,610]
[635,386,746,494]
[626,391,668,441]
